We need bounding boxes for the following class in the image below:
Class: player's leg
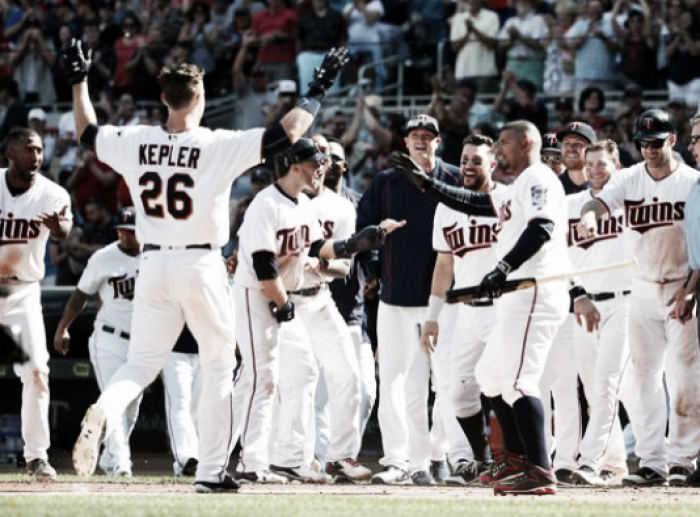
[3,283,54,480]
[231,286,283,480]
[313,369,330,468]
[162,351,200,476]
[622,281,669,483]
[662,281,700,484]
[346,324,376,442]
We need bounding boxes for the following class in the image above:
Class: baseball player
[162,325,201,477]
[420,134,500,484]
[541,133,562,176]
[64,38,348,492]
[53,207,141,478]
[269,136,372,484]
[568,140,633,486]
[577,109,700,486]
[396,120,570,495]
[357,114,463,486]
[233,138,403,484]
[0,128,72,481]
[557,121,594,194]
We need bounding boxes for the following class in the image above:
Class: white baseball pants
[1,282,50,463]
[626,278,700,473]
[95,248,237,484]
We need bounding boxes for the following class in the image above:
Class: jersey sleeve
[95,125,143,177]
[334,201,356,241]
[432,204,450,252]
[210,128,265,180]
[77,252,105,295]
[240,195,279,253]
[520,171,562,223]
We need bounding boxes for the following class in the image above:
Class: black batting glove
[306,47,349,100]
[478,260,512,299]
[62,38,92,85]
[390,153,433,191]
[269,300,295,323]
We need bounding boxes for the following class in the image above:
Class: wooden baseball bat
[446,258,638,304]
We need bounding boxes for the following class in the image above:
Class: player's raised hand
[62,38,92,85]
[576,211,597,240]
[420,321,439,354]
[478,260,511,299]
[574,297,600,332]
[53,328,71,356]
[307,47,349,99]
[38,205,70,239]
[390,153,432,191]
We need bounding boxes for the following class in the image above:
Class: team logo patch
[643,118,653,129]
[530,186,547,208]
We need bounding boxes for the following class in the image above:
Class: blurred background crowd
[0,0,698,285]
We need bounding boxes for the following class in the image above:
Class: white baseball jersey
[567,190,632,293]
[303,188,356,288]
[432,189,500,288]
[95,125,265,247]
[490,164,569,278]
[78,242,140,331]
[594,161,700,282]
[235,184,323,292]
[0,170,72,283]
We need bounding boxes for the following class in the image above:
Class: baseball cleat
[182,458,199,477]
[410,470,436,485]
[493,465,557,496]
[325,458,372,483]
[234,470,288,484]
[270,464,328,484]
[622,467,668,487]
[555,468,576,486]
[73,405,107,477]
[371,465,409,485]
[445,458,484,486]
[26,459,57,482]
[430,460,450,484]
[194,475,239,493]
[480,452,527,486]
[669,466,692,487]
[571,465,606,487]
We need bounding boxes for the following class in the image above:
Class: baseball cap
[542,133,561,152]
[28,108,47,122]
[251,166,272,185]
[556,121,597,144]
[275,79,297,96]
[115,206,136,230]
[289,138,327,164]
[405,114,439,136]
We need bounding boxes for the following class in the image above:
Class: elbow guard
[80,123,99,151]
[333,226,386,258]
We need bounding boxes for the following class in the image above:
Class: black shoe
[410,470,435,486]
[194,475,239,493]
[622,467,668,486]
[430,460,449,484]
[555,468,575,486]
[446,459,479,485]
[686,468,700,487]
[182,458,198,477]
[669,466,693,487]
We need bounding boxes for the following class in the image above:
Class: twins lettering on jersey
[568,215,624,248]
[443,220,499,257]
[320,220,334,240]
[277,226,310,257]
[108,273,136,300]
[624,198,684,234]
[0,212,42,245]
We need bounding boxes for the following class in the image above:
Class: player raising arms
[395,120,569,496]
[63,37,348,492]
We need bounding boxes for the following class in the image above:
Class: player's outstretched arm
[63,38,98,144]
[577,199,608,239]
[390,153,497,217]
[314,218,406,260]
[53,289,91,356]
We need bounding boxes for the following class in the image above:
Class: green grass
[0,494,697,517]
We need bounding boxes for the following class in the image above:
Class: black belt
[289,285,323,297]
[102,325,130,340]
[465,300,494,307]
[589,290,631,302]
[143,243,212,252]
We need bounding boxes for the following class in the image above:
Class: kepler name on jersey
[139,144,201,169]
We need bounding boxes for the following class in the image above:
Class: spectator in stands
[263,79,298,128]
[542,0,577,97]
[551,96,574,132]
[428,75,470,166]
[108,93,141,126]
[50,226,86,286]
[55,108,79,187]
[575,86,607,133]
[66,150,119,220]
[406,0,451,74]
[297,0,347,96]
[454,77,495,129]
[112,12,146,97]
[74,196,118,258]
[129,24,169,102]
[251,0,299,82]
[232,0,265,16]
[343,0,385,91]
[0,77,27,144]
[97,0,122,48]
[662,1,700,109]
[8,5,55,104]
[493,71,548,134]
[232,30,269,129]
[613,82,646,122]
[562,0,618,100]
[497,0,547,91]
[27,108,56,176]
[613,110,642,165]
[83,19,116,102]
[178,1,218,79]
[450,0,500,94]
[598,117,635,167]
[611,0,657,90]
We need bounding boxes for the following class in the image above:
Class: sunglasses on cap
[635,138,667,150]
[541,155,561,164]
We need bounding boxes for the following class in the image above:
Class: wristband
[570,285,588,302]
[296,97,321,118]
[426,295,445,322]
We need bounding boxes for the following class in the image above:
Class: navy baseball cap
[116,206,136,230]
[289,138,327,164]
[556,121,597,144]
[405,114,440,136]
[542,133,561,152]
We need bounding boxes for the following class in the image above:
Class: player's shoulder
[675,162,700,180]
[84,241,119,268]
[34,173,70,197]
